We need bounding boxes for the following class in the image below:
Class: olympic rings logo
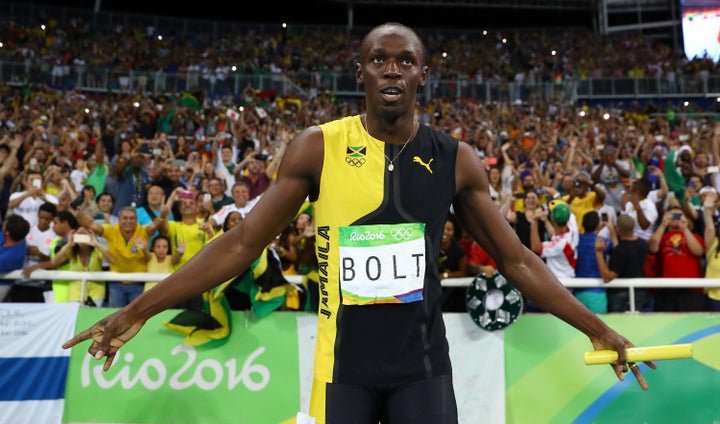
[345,157,366,167]
[390,227,414,240]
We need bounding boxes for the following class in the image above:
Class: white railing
[3,270,719,313]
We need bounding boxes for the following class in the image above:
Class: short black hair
[56,210,79,230]
[5,215,30,241]
[583,211,600,233]
[39,202,58,217]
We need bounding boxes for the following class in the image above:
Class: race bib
[339,223,426,305]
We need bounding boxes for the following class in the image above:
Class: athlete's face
[357,25,427,120]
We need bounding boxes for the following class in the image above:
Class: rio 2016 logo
[80,344,270,391]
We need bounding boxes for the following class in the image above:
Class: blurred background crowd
[1,2,720,315]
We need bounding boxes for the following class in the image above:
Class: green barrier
[505,314,720,424]
[62,310,720,423]
[64,309,304,424]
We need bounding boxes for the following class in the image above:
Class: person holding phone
[50,227,115,306]
[8,170,59,227]
[649,206,706,311]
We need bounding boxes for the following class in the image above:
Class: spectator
[152,159,187,198]
[459,228,497,277]
[77,206,162,307]
[511,168,547,213]
[206,177,233,214]
[8,170,59,227]
[154,191,215,270]
[621,177,659,242]
[506,190,552,250]
[235,153,272,201]
[51,227,114,306]
[595,214,652,312]
[573,211,608,313]
[592,145,631,216]
[110,148,150,214]
[142,235,182,292]
[208,181,260,228]
[0,215,31,301]
[648,206,706,311]
[72,184,99,216]
[562,171,605,233]
[530,200,578,284]
[24,201,58,269]
[0,136,22,220]
[22,211,79,303]
[438,214,468,312]
[136,184,174,244]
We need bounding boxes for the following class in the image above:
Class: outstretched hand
[589,331,658,390]
[62,309,146,371]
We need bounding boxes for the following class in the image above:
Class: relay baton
[584,344,693,365]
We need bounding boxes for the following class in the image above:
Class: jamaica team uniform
[310,115,459,422]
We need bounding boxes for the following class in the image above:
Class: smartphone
[672,212,682,220]
[32,179,42,188]
[515,192,526,199]
[203,193,211,203]
[152,148,162,156]
[178,190,194,200]
[486,157,498,166]
[73,234,91,244]
[30,158,38,167]
[601,213,608,222]
[708,166,720,173]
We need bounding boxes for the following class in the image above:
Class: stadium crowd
[1,16,720,314]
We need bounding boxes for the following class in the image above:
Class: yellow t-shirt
[562,192,600,233]
[144,253,175,291]
[66,248,105,304]
[167,220,213,268]
[101,223,150,277]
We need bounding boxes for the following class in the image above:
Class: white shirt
[540,229,578,279]
[623,195,659,241]
[24,225,58,267]
[9,191,59,228]
[212,195,260,225]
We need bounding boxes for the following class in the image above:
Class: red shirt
[657,229,705,292]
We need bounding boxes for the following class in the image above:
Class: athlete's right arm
[62,127,325,371]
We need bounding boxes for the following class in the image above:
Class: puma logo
[413,156,433,174]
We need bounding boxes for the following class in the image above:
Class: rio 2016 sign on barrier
[64,309,302,424]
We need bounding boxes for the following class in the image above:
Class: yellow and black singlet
[312,115,459,385]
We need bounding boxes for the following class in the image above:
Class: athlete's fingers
[61,328,93,349]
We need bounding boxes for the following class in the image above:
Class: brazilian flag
[179,91,201,112]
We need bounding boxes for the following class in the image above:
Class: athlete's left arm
[451,142,656,389]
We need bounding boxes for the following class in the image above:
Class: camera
[672,212,682,220]
[254,154,268,161]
